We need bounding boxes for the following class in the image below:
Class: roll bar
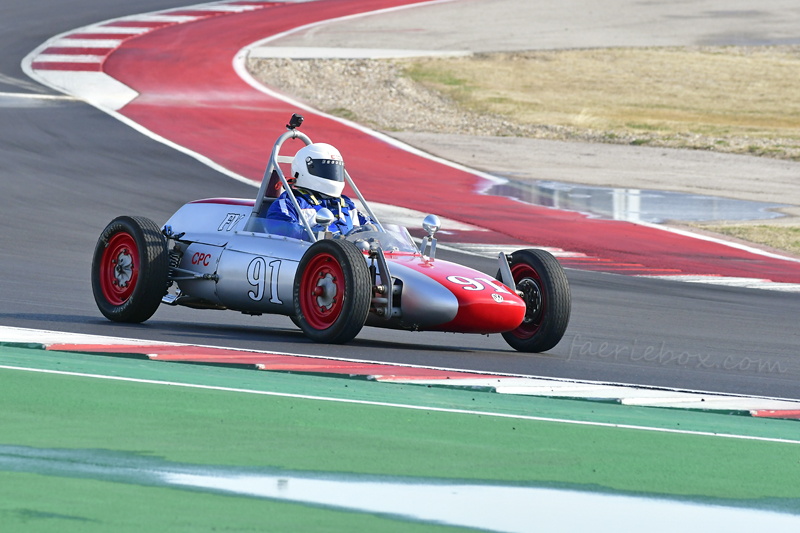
[245,117,385,241]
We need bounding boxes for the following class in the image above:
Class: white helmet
[291,143,345,198]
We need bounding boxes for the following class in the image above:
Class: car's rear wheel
[496,249,571,352]
[294,239,371,344]
[91,216,169,323]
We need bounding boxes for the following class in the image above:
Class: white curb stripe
[639,275,800,293]
[33,54,105,63]
[1,364,798,445]
[23,71,138,111]
[68,26,152,34]
[51,39,124,48]
[116,14,200,23]
[385,376,800,412]
[185,5,262,12]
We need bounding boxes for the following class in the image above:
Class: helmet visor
[306,157,344,182]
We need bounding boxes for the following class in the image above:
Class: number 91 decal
[247,257,283,304]
[446,275,511,294]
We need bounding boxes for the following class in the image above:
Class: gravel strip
[248,56,800,161]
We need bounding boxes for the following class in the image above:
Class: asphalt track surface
[1,0,799,400]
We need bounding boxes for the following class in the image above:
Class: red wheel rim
[509,262,545,340]
[99,232,139,306]
[300,253,345,330]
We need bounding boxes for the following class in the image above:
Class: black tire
[293,238,371,344]
[496,249,571,352]
[91,216,169,323]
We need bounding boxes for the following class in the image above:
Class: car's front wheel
[91,216,169,323]
[497,249,571,352]
[293,238,371,344]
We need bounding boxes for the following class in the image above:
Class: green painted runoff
[1,344,798,441]
[1,357,800,505]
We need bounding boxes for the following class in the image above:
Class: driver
[266,143,373,235]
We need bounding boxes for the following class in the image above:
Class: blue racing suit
[265,189,373,238]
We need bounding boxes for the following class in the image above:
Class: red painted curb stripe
[165,10,230,17]
[751,410,800,420]
[31,62,102,71]
[45,343,489,380]
[43,47,114,55]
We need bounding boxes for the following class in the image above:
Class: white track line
[2,364,798,445]
[249,46,471,59]
[0,92,76,100]
[232,0,507,193]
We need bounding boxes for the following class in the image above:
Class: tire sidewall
[293,238,371,343]
[499,249,571,352]
[91,216,166,322]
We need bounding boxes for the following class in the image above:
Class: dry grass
[403,47,800,159]
[699,225,800,256]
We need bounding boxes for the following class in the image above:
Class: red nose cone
[388,255,526,334]
[438,288,526,333]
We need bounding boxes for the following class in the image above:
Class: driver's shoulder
[341,195,356,209]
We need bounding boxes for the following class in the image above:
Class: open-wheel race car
[91,115,571,352]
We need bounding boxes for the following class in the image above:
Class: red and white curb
[638,274,800,293]
[2,326,799,419]
[20,0,800,284]
[442,243,800,292]
[22,1,283,112]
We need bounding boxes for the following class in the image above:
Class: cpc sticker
[491,293,504,303]
[191,252,212,266]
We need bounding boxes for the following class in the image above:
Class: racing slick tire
[293,238,371,344]
[91,216,169,323]
[496,249,571,353]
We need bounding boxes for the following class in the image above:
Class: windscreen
[345,224,419,253]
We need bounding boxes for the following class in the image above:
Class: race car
[91,115,571,352]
